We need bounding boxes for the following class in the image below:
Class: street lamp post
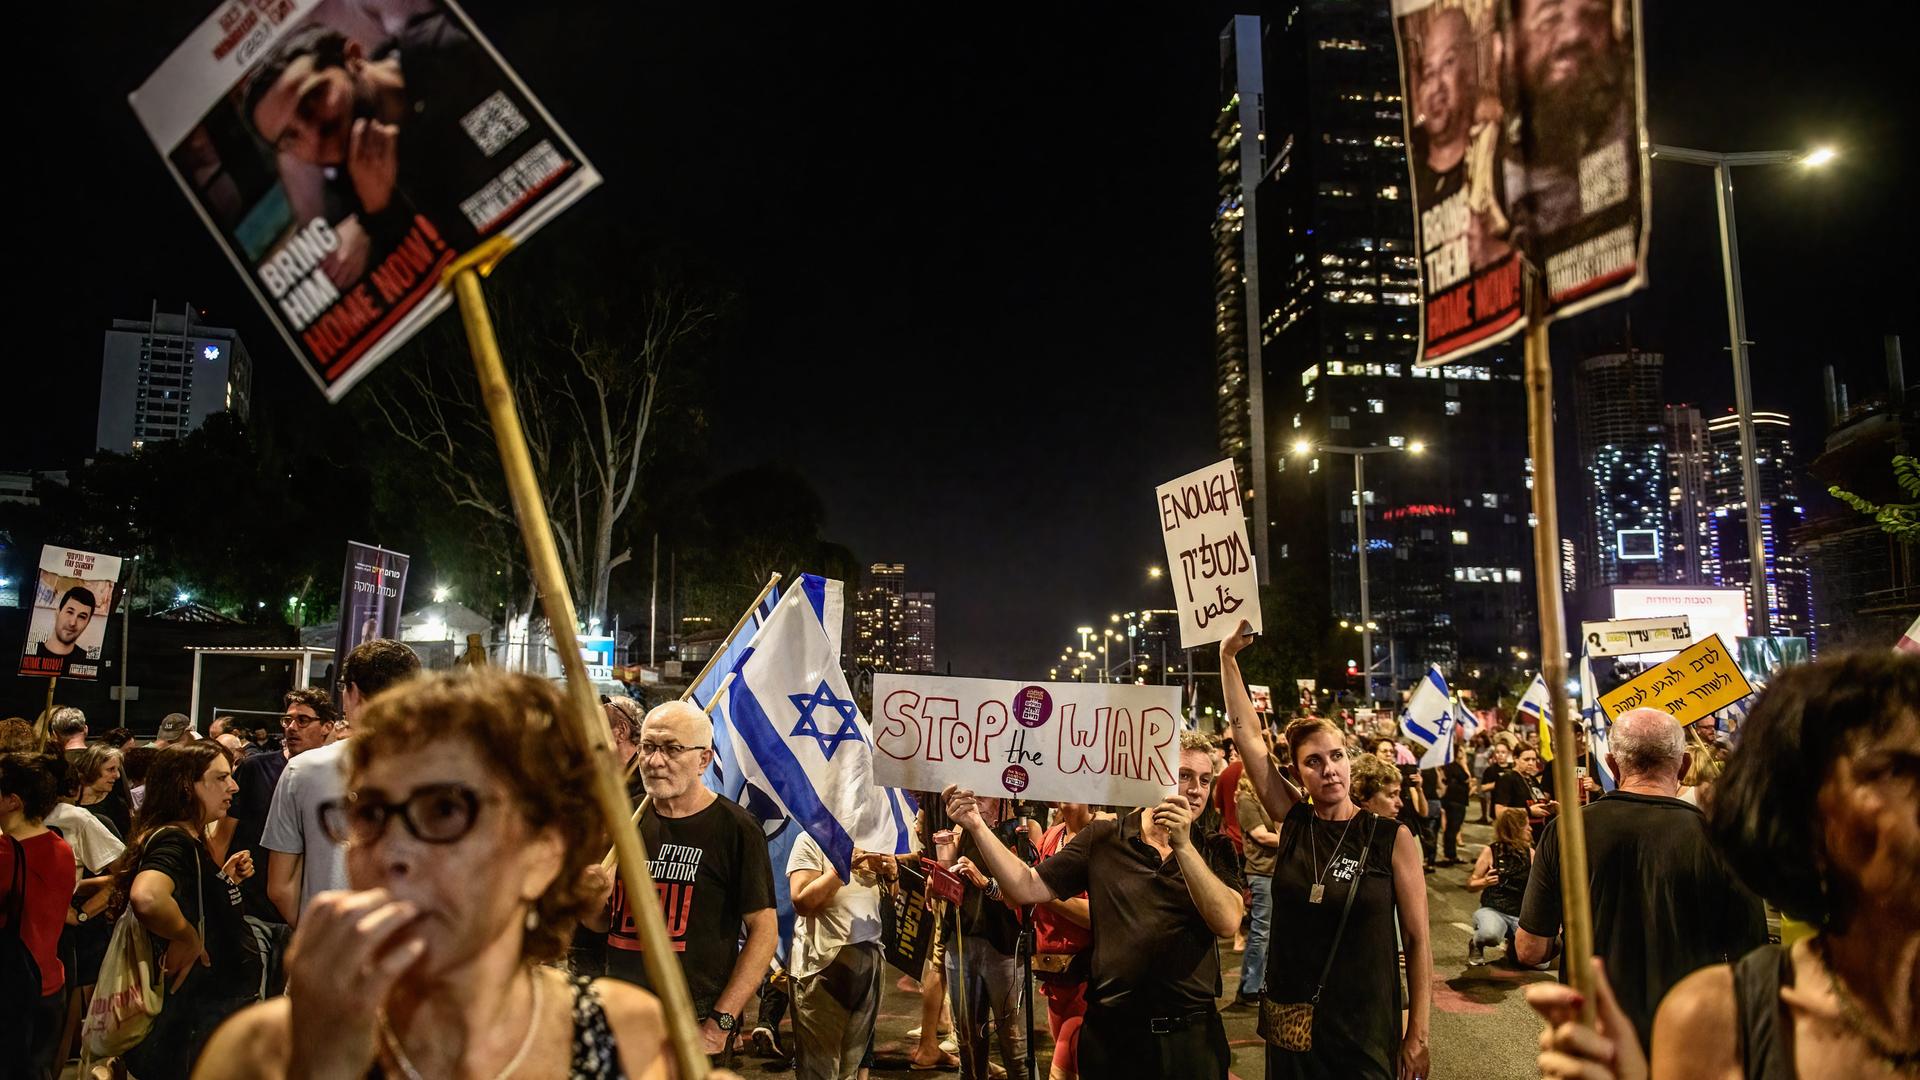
[1293,439,1425,705]
[1649,143,1833,636]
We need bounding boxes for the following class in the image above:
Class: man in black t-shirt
[943,732,1245,1080]
[1516,708,1766,1049]
[596,700,776,1056]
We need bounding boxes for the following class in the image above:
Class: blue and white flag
[1517,672,1553,757]
[1579,654,1617,793]
[1453,697,1480,737]
[1401,666,1454,769]
[720,574,917,880]
[687,585,784,795]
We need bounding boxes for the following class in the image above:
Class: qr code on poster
[460,91,530,158]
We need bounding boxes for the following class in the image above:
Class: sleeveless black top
[1481,841,1531,916]
[1732,944,1794,1080]
[371,974,625,1079]
[1264,805,1403,1080]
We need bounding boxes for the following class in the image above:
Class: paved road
[727,818,1552,1079]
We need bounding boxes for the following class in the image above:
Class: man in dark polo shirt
[1516,707,1766,1048]
[943,730,1244,1080]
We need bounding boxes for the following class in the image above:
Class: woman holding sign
[1221,622,1432,1080]
[194,671,700,1080]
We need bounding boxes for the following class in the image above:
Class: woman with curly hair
[196,668,683,1079]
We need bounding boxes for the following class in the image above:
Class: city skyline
[6,3,1911,678]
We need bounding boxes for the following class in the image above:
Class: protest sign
[1392,0,1649,365]
[18,546,123,680]
[1598,634,1752,727]
[1580,615,1691,658]
[872,675,1183,807]
[880,861,935,977]
[129,0,601,401]
[1248,684,1274,714]
[333,542,409,675]
[1155,458,1261,649]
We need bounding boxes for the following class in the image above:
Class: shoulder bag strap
[1307,815,1380,1005]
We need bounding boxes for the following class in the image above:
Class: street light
[1148,566,1163,579]
[1650,140,1835,635]
[1291,439,1431,705]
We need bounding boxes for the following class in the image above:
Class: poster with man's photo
[18,546,124,680]
[131,0,601,401]
[1392,0,1649,365]
[333,542,410,680]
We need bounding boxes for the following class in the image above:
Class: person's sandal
[908,1051,961,1071]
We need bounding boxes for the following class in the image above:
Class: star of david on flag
[789,681,864,758]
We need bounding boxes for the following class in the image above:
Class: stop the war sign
[870,675,1182,807]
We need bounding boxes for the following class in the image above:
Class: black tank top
[1732,944,1794,1080]
[1481,842,1531,916]
[1264,805,1402,1080]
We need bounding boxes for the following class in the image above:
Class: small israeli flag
[1579,654,1617,793]
[1400,666,1455,769]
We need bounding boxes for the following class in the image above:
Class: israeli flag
[689,586,784,795]
[1518,673,1553,758]
[1401,666,1455,769]
[1453,698,1480,737]
[1579,654,1617,793]
[720,574,917,880]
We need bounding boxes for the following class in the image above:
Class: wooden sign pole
[443,236,708,1078]
[1521,271,1596,1021]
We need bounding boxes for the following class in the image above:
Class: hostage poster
[1392,0,1649,365]
[19,546,124,680]
[130,0,601,401]
[334,542,409,674]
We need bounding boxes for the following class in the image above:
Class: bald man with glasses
[586,700,776,1058]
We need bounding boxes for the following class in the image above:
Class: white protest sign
[1581,615,1691,658]
[1156,458,1262,648]
[871,674,1183,806]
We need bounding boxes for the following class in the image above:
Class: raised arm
[1220,621,1298,821]
[943,786,1057,906]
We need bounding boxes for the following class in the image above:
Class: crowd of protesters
[3,625,1914,1080]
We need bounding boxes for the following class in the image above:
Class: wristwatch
[709,1010,737,1033]
[76,910,90,924]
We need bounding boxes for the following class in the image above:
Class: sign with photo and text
[18,546,123,680]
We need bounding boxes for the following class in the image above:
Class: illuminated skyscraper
[1664,404,1713,585]
[1235,5,1535,689]
[853,563,936,672]
[1707,410,1811,638]
[1215,15,1272,581]
[1574,350,1667,589]
[97,302,253,453]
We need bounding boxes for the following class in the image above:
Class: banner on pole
[129,0,601,401]
[880,861,936,978]
[1598,633,1752,727]
[1155,458,1261,649]
[1248,684,1274,714]
[333,542,410,673]
[872,675,1183,807]
[1580,615,1692,658]
[18,546,123,680]
[1391,0,1650,365]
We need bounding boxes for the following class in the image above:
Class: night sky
[11,3,1913,678]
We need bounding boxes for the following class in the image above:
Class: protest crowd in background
[2,622,1912,1080]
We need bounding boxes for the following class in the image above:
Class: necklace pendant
[1309,883,1325,904]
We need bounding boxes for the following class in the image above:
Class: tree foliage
[1829,454,1920,540]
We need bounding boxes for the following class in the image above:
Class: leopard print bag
[1257,815,1378,1051]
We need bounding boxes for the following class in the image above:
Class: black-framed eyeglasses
[319,783,501,846]
[281,712,332,729]
[638,741,708,760]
